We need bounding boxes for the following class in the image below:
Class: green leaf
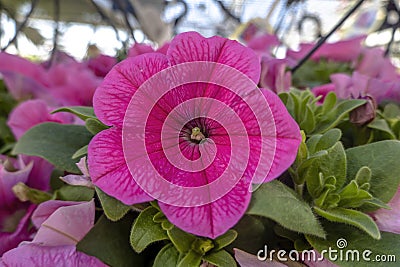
[383,103,400,119]
[346,140,400,211]
[227,215,272,254]
[167,226,196,254]
[314,128,342,152]
[85,118,109,135]
[315,99,366,134]
[313,206,380,239]
[53,185,94,201]
[203,250,237,267]
[177,250,202,267]
[95,187,131,222]
[300,104,316,133]
[368,119,396,139]
[0,117,15,145]
[72,145,88,159]
[213,230,237,251]
[247,180,325,238]
[12,123,93,173]
[307,221,400,267]
[153,244,180,267]
[354,166,371,186]
[130,207,169,253]
[305,142,347,198]
[51,106,96,121]
[77,214,143,267]
[321,92,336,114]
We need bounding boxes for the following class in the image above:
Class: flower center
[180,118,212,144]
[190,127,206,142]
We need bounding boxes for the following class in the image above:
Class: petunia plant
[0,31,400,267]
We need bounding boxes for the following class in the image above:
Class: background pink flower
[287,35,366,63]
[86,54,117,78]
[0,200,107,266]
[0,157,34,255]
[370,187,400,234]
[89,32,301,238]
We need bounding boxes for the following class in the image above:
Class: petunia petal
[88,128,153,205]
[0,205,35,256]
[159,177,251,238]
[93,53,169,127]
[1,244,107,267]
[32,200,95,246]
[31,200,82,229]
[167,31,260,84]
[252,89,301,183]
[7,99,72,140]
[370,187,400,234]
[0,160,32,211]
[234,248,287,267]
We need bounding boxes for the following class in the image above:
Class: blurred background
[0,0,399,63]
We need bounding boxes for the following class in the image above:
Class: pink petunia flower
[45,61,102,106]
[259,56,291,93]
[356,47,399,81]
[88,32,301,238]
[246,34,280,58]
[0,200,107,266]
[7,99,73,140]
[0,156,34,255]
[86,54,117,78]
[370,187,400,234]
[287,35,366,63]
[127,43,155,57]
[312,72,394,104]
[128,42,169,58]
[7,99,73,191]
[0,52,50,103]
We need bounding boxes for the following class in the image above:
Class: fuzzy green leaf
[346,140,400,211]
[203,250,237,267]
[96,187,131,222]
[153,244,180,267]
[313,206,380,239]
[247,180,325,238]
[130,207,169,253]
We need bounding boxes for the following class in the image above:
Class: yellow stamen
[190,127,205,141]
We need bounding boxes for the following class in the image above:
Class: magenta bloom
[128,43,155,57]
[7,99,73,190]
[86,54,117,77]
[259,57,291,93]
[0,52,50,102]
[45,61,102,106]
[128,42,169,58]
[287,35,366,62]
[88,32,301,238]
[246,33,280,57]
[8,99,72,140]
